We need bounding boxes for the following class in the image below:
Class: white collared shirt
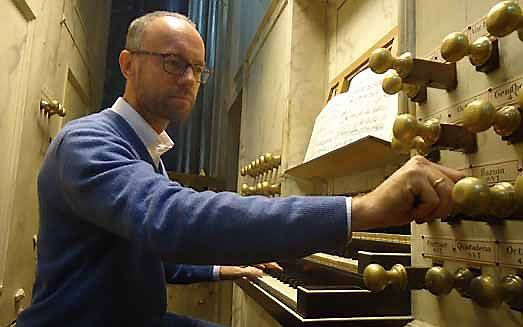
[111,97,174,170]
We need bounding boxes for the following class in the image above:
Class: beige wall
[0,0,111,324]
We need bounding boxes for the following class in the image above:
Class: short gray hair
[125,11,196,50]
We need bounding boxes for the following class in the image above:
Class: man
[17,11,463,327]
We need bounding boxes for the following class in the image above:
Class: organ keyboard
[236,233,413,326]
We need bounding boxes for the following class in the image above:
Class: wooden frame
[326,27,399,103]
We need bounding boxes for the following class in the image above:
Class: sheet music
[304,68,398,162]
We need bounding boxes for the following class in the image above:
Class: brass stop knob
[417,118,441,146]
[440,33,493,67]
[452,177,490,216]
[382,71,421,97]
[368,49,413,78]
[246,163,253,177]
[494,105,522,136]
[468,275,502,308]
[489,182,517,219]
[412,136,430,155]
[241,183,251,196]
[500,274,523,303]
[425,266,454,296]
[270,154,282,169]
[240,167,246,176]
[454,267,475,294]
[267,183,281,196]
[468,37,494,66]
[486,1,523,38]
[369,48,395,74]
[382,71,403,94]
[393,114,418,143]
[363,263,408,293]
[259,154,270,172]
[462,99,496,133]
[441,32,470,63]
[391,137,412,154]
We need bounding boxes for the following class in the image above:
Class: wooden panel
[0,0,37,294]
[167,282,233,326]
[0,0,111,324]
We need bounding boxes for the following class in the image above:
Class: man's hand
[219,262,283,281]
[351,156,465,231]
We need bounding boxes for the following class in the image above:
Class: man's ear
[119,50,134,80]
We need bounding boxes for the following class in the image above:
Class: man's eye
[165,60,184,67]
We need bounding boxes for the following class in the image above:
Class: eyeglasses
[129,50,212,84]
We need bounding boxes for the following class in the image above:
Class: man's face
[132,17,205,124]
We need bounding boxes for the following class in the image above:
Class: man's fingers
[264,262,283,271]
[412,177,440,221]
[429,161,466,182]
[242,267,264,280]
[425,175,454,220]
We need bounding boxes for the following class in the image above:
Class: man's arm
[55,126,349,265]
[163,263,216,284]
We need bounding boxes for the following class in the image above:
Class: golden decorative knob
[494,105,521,136]
[500,274,523,303]
[393,52,414,78]
[263,153,273,167]
[240,167,246,176]
[40,99,66,117]
[425,266,454,295]
[259,154,270,171]
[441,33,492,66]
[441,32,470,63]
[267,183,281,196]
[382,71,403,95]
[363,263,407,293]
[391,137,412,154]
[369,48,395,74]
[418,118,441,146]
[453,267,475,293]
[393,114,418,143]
[381,71,421,97]
[452,177,490,216]
[468,37,494,66]
[251,160,258,175]
[468,275,502,308]
[271,154,282,169]
[489,182,517,219]
[259,181,270,196]
[368,49,413,78]
[462,99,496,133]
[486,1,523,38]
[246,164,253,177]
[241,184,251,196]
[412,136,430,155]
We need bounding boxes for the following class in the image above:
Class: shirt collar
[110,97,174,166]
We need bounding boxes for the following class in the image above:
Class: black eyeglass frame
[128,49,212,84]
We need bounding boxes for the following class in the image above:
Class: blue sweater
[17,109,348,326]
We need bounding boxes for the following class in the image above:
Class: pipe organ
[232,0,523,326]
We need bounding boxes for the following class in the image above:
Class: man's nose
[179,65,198,84]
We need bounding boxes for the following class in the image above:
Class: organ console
[235,2,523,326]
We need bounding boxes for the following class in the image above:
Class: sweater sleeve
[163,263,215,284]
[56,127,349,265]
